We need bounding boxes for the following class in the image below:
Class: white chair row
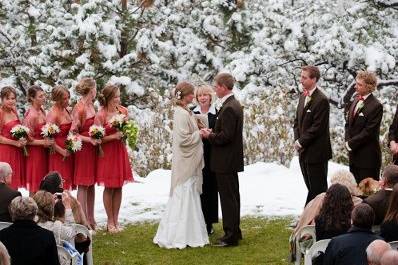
[294,225,316,265]
[304,239,331,265]
[58,244,79,265]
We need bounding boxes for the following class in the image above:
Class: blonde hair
[330,170,360,196]
[98,84,119,107]
[33,191,55,223]
[51,85,69,102]
[356,71,377,93]
[9,197,38,221]
[195,85,214,105]
[0,86,16,100]
[75,77,96,96]
[174,81,194,107]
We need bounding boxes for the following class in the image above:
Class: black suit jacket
[364,189,392,225]
[388,105,398,145]
[323,227,380,265]
[293,88,332,163]
[0,183,21,222]
[345,94,383,168]
[209,95,244,173]
[0,220,60,265]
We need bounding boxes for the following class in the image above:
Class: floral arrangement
[109,114,139,149]
[64,132,82,160]
[89,125,105,156]
[10,124,30,156]
[41,123,60,154]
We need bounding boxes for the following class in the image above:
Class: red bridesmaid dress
[48,123,74,190]
[0,120,26,189]
[25,119,48,192]
[96,123,133,188]
[74,117,96,186]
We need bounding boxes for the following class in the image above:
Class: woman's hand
[112,131,123,140]
[43,138,55,147]
[61,149,70,158]
[15,138,27,148]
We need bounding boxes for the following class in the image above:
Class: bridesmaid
[72,77,99,230]
[24,85,54,195]
[95,84,133,233]
[47,85,74,190]
[0,86,26,189]
[192,85,219,235]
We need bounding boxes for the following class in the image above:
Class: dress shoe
[207,225,214,235]
[212,240,238,247]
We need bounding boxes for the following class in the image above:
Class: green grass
[93,217,293,265]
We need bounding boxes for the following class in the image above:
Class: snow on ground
[20,157,348,226]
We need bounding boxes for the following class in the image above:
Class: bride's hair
[174,81,194,107]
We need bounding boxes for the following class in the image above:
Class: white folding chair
[73,224,93,265]
[304,239,331,265]
[0,222,12,231]
[58,245,79,265]
[294,225,316,265]
[390,241,398,250]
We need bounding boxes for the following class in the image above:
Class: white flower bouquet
[10,124,30,156]
[89,125,105,156]
[64,132,82,160]
[41,123,60,154]
[109,114,139,149]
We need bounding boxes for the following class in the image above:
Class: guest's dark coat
[0,183,21,222]
[380,219,398,242]
[0,220,60,265]
[323,227,380,265]
[364,189,392,225]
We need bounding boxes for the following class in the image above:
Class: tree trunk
[119,0,129,58]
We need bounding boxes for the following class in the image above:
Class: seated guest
[380,184,398,242]
[380,250,398,265]
[0,162,21,222]
[294,170,362,236]
[365,165,398,225]
[323,203,380,265]
[33,190,74,245]
[0,196,60,265]
[367,240,391,265]
[315,184,353,240]
[0,241,10,265]
[40,172,89,227]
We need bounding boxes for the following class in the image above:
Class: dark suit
[345,94,383,182]
[0,220,60,265]
[209,95,244,245]
[193,108,219,229]
[323,227,380,265]
[293,88,332,205]
[388,105,398,164]
[364,189,392,225]
[0,183,21,222]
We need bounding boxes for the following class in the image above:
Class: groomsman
[345,71,383,183]
[201,73,244,247]
[388,104,398,165]
[293,66,332,205]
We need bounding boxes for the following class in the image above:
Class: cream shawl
[170,106,204,195]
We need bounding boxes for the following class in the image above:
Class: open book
[193,113,208,129]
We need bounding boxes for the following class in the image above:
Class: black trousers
[200,168,218,226]
[349,165,380,183]
[216,172,241,244]
[299,159,328,206]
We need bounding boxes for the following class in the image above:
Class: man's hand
[200,128,212,139]
[294,140,302,151]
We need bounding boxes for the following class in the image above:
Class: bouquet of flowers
[88,125,105,156]
[10,125,30,156]
[41,123,60,154]
[64,132,82,160]
[109,114,139,149]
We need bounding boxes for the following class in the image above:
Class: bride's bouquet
[109,114,139,149]
[41,123,60,154]
[10,124,30,156]
[64,132,82,160]
[88,125,105,156]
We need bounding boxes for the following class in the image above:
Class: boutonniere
[307,96,312,104]
[357,100,364,110]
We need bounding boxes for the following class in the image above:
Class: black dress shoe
[212,240,238,247]
[207,225,214,235]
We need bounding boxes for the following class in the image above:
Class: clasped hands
[200,128,212,139]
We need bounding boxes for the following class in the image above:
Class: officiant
[192,85,219,235]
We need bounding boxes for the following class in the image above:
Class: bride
[153,81,209,249]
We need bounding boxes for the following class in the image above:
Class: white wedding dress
[153,106,209,249]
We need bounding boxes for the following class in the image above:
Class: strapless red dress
[74,117,96,186]
[0,120,26,189]
[48,123,74,190]
[96,124,133,188]
[26,122,48,192]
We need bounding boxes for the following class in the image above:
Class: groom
[201,73,244,247]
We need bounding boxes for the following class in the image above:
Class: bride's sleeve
[174,111,201,148]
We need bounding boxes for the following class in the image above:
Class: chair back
[0,222,11,231]
[390,241,398,250]
[294,225,316,265]
[304,239,331,265]
[73,224,93,265]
